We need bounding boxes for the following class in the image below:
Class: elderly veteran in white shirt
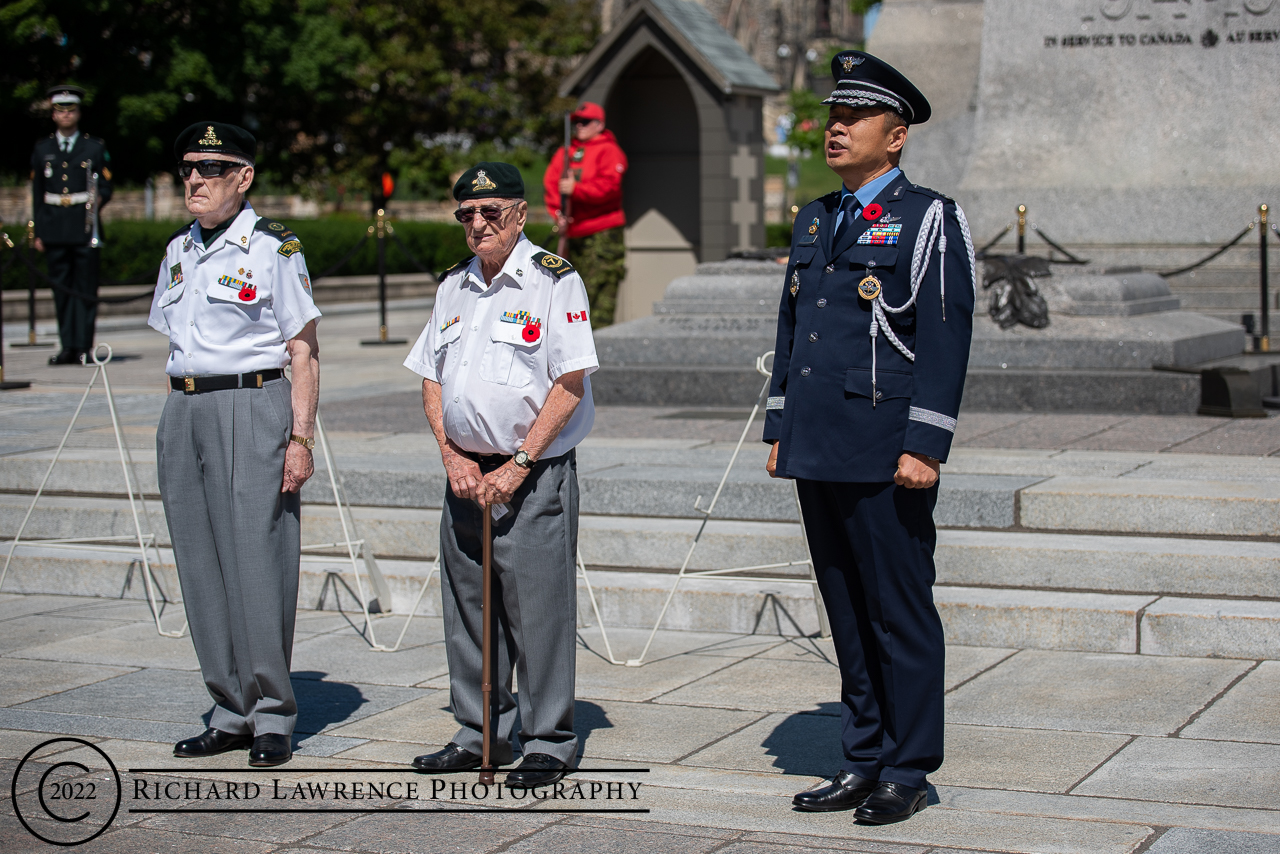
[148,121,321,768]
[404,161,597,787]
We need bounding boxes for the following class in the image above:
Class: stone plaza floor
[1,306,1279,852]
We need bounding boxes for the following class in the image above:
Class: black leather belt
[170,369,283,394]
[466,451,512,465]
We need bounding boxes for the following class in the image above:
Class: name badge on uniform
[169,263,183,290]
[857,224,902,246]
[799,217,819,245]
[440,315,460,333]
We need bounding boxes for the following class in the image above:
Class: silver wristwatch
[512,449,534,469]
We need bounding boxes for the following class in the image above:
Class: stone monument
[869,0,1280,319]
[558,0,779,322]
[593,258,1245,414]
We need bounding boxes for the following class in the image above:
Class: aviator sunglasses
[453,202,521,224]
[178,160,245,180]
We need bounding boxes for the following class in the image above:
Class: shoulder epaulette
[255,218,303,257]
[254,217,297,242]
[167,221,195,245]
[438,256,474,280]
[533,251,574,279]
[908,184,954,204]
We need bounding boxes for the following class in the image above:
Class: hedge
[1,218,555,292]
[2,217,785,294]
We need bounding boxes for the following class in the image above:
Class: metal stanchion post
[1261,204,1270,353]
[1016,205,1027,255]
[0,224,33,390]
[10,221,54,349]
[360,209,407,347]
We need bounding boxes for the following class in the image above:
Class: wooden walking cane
[479,502,496,784]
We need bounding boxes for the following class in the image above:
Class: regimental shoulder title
[533,251,574,279]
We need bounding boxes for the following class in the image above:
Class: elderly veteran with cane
[766,51,976,823]
[404,162,596,786]
[149,122,321,767]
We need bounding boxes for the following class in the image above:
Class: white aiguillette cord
[867,199,977,405]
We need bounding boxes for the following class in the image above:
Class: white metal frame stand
[0,344,186,638]
[622,351,830,667]
[306,412,398,649]
[365,541,618,657]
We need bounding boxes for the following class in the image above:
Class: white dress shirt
[404,235,598,457]
[148,204,322,377]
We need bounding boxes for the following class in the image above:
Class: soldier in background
[30,84,113,365]
[542,102,627,326]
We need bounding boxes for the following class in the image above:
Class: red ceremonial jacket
[543,130,628,239]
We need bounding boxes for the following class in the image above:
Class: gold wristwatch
[290,434,315,451]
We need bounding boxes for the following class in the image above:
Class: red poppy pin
[862,204,883,221]
[238,284,256,302]
[522,322,541,343]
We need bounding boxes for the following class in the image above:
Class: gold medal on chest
[858,274,882,301]
[789,270,800,296]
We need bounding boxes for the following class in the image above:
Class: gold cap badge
[472,169,497,191]
[840,55,863,73]
[200,126,222,146]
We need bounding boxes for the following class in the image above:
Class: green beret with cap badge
[452,161,524,201]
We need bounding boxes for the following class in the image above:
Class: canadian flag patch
[566,311,589,324]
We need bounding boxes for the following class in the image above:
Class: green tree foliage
[785,88,827,157]
[0,0,596,198]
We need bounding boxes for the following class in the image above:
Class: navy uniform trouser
[796,479,944,790]
[45,244,99,351]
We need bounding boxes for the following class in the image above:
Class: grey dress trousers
[439,451,580,765]
[156,377,301,736]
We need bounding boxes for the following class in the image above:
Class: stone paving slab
[945,651,1251,736]
[1179,662,1278,744]
[1146,827,1280,853]
[930,725,1130,794]
[1072,736,1280,810]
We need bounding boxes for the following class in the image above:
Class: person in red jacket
[543,102,628,326]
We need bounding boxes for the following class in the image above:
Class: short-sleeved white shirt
[403,235,598,458]
[148,204,322,377]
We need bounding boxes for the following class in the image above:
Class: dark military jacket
[30,133,114,246]
[764,171,976,482]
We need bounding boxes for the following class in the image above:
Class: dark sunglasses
[453,202,520,224]
[178,160,245,179]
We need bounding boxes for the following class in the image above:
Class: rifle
[557,112,572,259]
[86,161,100,248]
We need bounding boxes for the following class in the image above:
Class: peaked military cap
[453,161,524,201]
[174,122,257,163]
[823,50,931,125]
[48,84,85,105]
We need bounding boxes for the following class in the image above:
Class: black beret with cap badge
[452,161,524,201]
[174,122,258,163]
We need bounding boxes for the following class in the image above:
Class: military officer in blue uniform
[29,85,114,364]
[765,51,976,824]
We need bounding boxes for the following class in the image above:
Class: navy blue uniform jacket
[764,171,975,482]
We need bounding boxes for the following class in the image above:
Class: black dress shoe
[505,753,570,787]
[411,743,483,772]
[792,770,878,812]
[854,781,927,825]
[248,733,292,767]
[173,728,253,758]
[48,349,79,366]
